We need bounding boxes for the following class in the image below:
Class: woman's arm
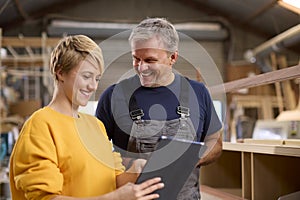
[116,158,146,187]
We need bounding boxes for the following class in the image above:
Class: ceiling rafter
[175,0,272,38]
[242,0,278,25]
[14,0,30,20]
[1,0,94,32]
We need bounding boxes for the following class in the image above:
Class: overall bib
[126,77,201,200]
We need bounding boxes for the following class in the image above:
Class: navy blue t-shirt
[96,74,222,152]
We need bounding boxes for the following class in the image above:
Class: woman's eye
[83,75,91,80]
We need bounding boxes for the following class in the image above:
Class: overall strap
[119,75,144,121]
[177,76,190,118]
[129,95,144,121]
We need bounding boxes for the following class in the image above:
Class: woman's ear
[56,69,64,83]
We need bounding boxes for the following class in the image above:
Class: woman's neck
[48,97,79,118]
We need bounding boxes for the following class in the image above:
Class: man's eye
[96,77,101,82]
[146,59,156,63]
[133,58,139,62]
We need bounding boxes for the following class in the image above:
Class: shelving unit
[0,29,61,102]
[0,29,62,137]
[202,64,300,200]
[201,142,300,200]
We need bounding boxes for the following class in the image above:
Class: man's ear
[170,51,178,65]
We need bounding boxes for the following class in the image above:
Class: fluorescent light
[50,20,221,31]
[174,23,221,31]
[47,20,228,40]
[282,0,300,9]
[278,0,300,14]
[50,20,136,29]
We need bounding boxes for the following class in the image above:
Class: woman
[9,35,163,200]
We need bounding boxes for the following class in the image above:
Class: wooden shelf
[0,30,61,68]
[201,63,300,199]
[201,142,300,200]
[223,142,300,157]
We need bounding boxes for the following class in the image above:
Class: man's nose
[138,62,149,71]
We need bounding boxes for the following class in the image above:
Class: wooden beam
[175,0,271,38]
[2,37,61,47]
[209,64,300,95]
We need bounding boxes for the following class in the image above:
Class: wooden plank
[200,185,244,200]
[209,64,300,95]
[200,151,242,188]
[251,153,254,200]
[253,154,300,200]
[223,142,300,157]
[241,152,252,199]
[278,55,297,110]
[2,37,61,47]
[0,28,2,67]
[270,53,284,113]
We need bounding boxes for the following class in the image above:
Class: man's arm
[197,128,223,166]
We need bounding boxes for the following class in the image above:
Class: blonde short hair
[50,35,104,81]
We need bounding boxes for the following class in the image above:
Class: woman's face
[61,60,101,108]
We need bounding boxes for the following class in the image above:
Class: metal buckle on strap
[130,109,144,121]
[177,106,190,118]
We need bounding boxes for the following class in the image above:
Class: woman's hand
[116,159,148,187]
[127,159,147,174]
[114,177,164,200]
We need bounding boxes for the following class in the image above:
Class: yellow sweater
[10,106,125,200]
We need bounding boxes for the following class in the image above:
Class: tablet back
[136,136,205,200]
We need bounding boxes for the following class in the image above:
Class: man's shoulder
[114,75,141,93]
[180,75,207,90]
[118,75,140,86]
[100,75,141,104]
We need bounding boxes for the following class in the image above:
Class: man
[96,17,223,200]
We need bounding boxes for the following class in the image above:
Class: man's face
[131,37,177,87]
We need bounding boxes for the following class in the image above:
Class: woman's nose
[88,79,98,91]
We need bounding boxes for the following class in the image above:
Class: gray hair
[129,17,179,53]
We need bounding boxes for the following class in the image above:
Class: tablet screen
[136,136,206,199]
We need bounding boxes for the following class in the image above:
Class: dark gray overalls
[126,77,201,200]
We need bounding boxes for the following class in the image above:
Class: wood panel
[2,37,61,47]
[253,154,300,200]
[200,151,241,188]
[210,64,300,95]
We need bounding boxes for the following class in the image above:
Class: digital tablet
[136,136,206,200]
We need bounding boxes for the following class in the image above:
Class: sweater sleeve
[96,118,125,175]
[113,151,125,176]
[11,117,63,199]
